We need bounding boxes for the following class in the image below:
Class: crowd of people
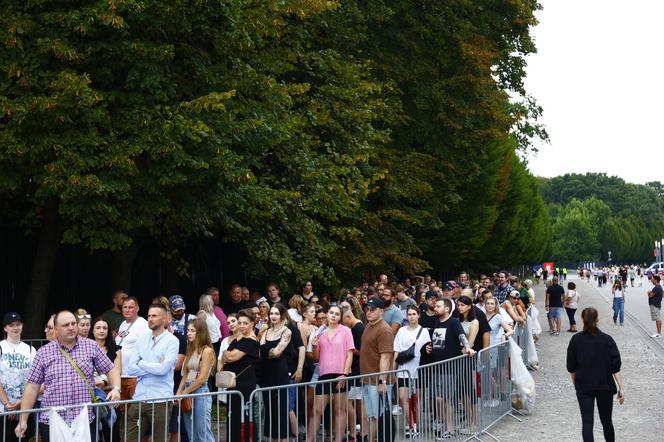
[0,271,537,442]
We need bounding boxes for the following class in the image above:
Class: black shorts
[397,378,411,389]
[315,373,348,395]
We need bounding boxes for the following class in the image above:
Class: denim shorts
[361,384,392,418]
[549,307,564,320]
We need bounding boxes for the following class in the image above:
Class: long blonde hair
[184,318,212,370]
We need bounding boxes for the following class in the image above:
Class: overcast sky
[524,0,663,185]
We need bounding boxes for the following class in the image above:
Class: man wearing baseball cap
[419,291,440,328]
[0,312,37,440]
[168,295,197,336]
[359,297,395,441]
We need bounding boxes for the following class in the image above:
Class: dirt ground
[486,275,664,442]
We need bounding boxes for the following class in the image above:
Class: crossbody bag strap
[415,326,423,340]
[59,348,96,403]
[117,321,135,345]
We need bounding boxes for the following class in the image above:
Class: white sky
[524,0,663,185]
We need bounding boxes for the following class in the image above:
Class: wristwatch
[112,386,121,392]
[378,379,386,385]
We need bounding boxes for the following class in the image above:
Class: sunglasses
[77,314,91,320]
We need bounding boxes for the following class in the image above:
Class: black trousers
[576,390,614,442]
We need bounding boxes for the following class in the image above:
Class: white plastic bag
[525,319,539,368]
[49,406,92,442]
[529,306,542,338]
[509,338,536,413]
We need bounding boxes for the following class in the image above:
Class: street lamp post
[656,241,661,262]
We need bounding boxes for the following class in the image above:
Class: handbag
[395,327,423,365]
[180,396,193,412]
[59,349,113,422]
[215,364,251,389]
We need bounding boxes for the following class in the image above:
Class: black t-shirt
[419,311,437,329]
[650,284,663,308]
[268,296,290,309]
[286,323,304,375]
[349,321,365,376]
[226,337,260,390]
[547,284,565,307]
[221,300,252,316]
[472,307,491,351]
[427,316,465,362]
[172,331,187,394]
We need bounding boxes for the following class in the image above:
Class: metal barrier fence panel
[415,354,478,442]
[475,341,512,439]
[248,368,413,442]
[1,347,519,442]
[0,389,245,442]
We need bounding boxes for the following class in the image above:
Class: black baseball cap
[366,297,385,309]
[2,312,23,326]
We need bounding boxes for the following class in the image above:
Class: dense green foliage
[0,0,551,294]
[540,173,664,263]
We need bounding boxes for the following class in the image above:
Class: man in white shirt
[115,296,149,403]
[125,304,179,442]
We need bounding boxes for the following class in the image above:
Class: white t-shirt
[287,308,303,323]
[612,289,623,299]
[394,326,431,379]
[202,312,221,344]
[116,316,150,376]
[0,341,36,411]
[567,290,580,308]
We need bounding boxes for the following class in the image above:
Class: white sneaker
[651,333,661,338]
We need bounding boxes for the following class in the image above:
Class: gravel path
[485,275,664,441]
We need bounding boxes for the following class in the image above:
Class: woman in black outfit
[90,317,122,442]
[221,309,260,442]
[566,307,625,442]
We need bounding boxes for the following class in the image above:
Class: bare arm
[614,371,625,404]
[467,320,479,345]
[269,328,292,358]
[182,348,216,394]
[223,348,247,363]
[16,383,39,432]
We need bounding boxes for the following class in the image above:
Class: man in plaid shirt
[15,310,120,440]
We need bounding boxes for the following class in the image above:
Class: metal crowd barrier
[475,341,514,440]
[1,346,521,442]
[415,353,477,441]
[0,389,245,442]
[248,368,413,442]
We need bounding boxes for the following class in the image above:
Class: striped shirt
[26,337,114,424]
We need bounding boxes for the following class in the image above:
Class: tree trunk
[109,244,137,294]
[24,199,60,338]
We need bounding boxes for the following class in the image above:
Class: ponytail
[581,307,599,335]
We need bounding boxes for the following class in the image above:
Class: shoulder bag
[216,365,251,389]
[395,327,424,365]
[59,348,113,422]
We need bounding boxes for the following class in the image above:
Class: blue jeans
[183,382,215,442]
[613,298,624,325]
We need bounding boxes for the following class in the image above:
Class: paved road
[486,275,664,441]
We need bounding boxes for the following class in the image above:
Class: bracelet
[295,367,303,371]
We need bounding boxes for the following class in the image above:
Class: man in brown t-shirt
[360,297,394,440]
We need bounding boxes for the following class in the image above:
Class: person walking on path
[565,282,580,332]
[566,307,625,442]
[647,274,663,338]
[545,277,565,335]
[611,281,625,327]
